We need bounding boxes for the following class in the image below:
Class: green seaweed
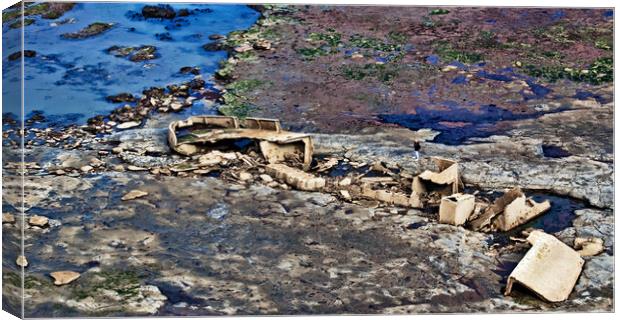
[9,18,34,29]
[72,270,142,300]
[340,63,400,83]
[218,102,255,118]
[477,30,500,48]
[387,31,408,44]
[218,78,262,118]
[3,3,75,22]
[308,29,342,47]
[349,34,400,52]
[434,42,483,64]
[595,39,612,50]
[236,51,258,61]
[225,79,264,94]
[429,9,450,15]
[216,60,236,79]
[297,47,330,59]
[523,57,612,84]
[61,22,114,39]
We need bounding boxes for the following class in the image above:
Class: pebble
[441,65,458,72]
[117,121,141,129]
[254,39,272,50]
[234,43,253,53]
[259,174,273,183]
[16,255,28,267]
[113,165,125,172]
[170,102,183,111]
[28,215,49,227]
[112,147,124,154]
[127,165,148,171]
[121,190,149,201]
[80,165,93,173]
[89,158,105,167]
[238,171,253,181]
[339,190,352,200]
[339,177,352,186]
[574,237,605,257]
[50,271,80,286]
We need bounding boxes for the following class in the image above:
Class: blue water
[2,3,259,123]
[379,104,569,145]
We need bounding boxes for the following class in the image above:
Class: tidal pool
[2,2,259,123]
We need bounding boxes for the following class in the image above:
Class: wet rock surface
[107,45,159,62]
[2,119,614,315]
[141,5,177,20]
[61,22,114,39]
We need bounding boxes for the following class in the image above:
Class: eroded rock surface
[2,167,613,315]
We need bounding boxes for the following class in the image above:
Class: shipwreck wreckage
[168,115,599,303]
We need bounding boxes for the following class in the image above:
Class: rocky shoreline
[2,4,614,317]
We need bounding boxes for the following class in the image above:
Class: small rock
[127,165,148,171]
[170,102,183,111]
[122,190,149,201]
[117,121,141,130]
[208,34,225,40]
[351,53,364,60]
[16,255,28,267]
[80,165,93,173]
[259,174,273,183]
[254,39,272,50]
[339,177,352,187]
[234,43,253,53]
[89,158,105,167]
[112,147,124,154]
[112,165,125,172]
[574,237,605,257]
[106,93,136,103]
[142,5,176,19]
[442,65,458,72]
[55,169,66,175]
[238,171,253,181]
[50,271,80,286]
[339,190,352,200]
[3,213,15,224]
[28,215,49,227]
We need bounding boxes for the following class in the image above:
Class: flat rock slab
[50,271,81,286]
[121,190,149,201]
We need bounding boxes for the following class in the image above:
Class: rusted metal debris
[505,230,584,302]
[469,187,551,232]
[168,115,313,170]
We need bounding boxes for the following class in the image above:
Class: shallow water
[2,3,259,123]
[379,104,568,145]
